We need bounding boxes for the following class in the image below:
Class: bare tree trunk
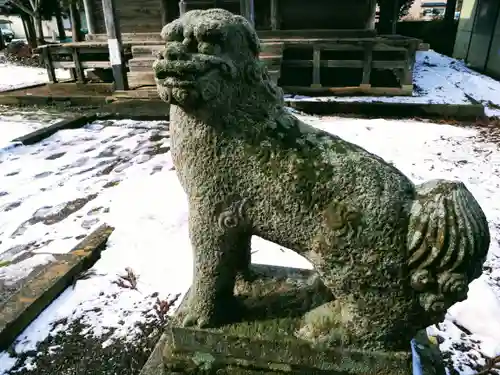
[69,2,82,42]
[54,1,67,40]
[33,12,45,45]
[22,12,38,48]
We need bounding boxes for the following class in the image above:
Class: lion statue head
[153,9,283,117]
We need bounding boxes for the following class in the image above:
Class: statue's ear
[233,15,260,57]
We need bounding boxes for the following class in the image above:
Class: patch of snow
[0,254,56,287]
[0,356,16,375]
[0,117,37,149]
[0,116,500,374]
[419,52,500,118]
[0,62,71,92]
[0,108,63,149]
[448,276,500,341]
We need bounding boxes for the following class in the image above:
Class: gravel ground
[3,290,179,375]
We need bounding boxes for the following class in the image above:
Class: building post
[179,0,187,16]
[248,0,255,26]
[270,0,278,30]
[366,0,377,30]
[240,0,254,26]
[391,0,399,34]
[160,0,169,26]
[82,0,96,35]
[102,0,129,90]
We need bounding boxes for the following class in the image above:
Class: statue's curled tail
[406,179,490,313]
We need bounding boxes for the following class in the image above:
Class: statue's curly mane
[156,8,285,120]
[203,9,285,118]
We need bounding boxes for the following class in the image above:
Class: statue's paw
[181,309,217,328]
[182,296,242,328]
[237,268,258,283]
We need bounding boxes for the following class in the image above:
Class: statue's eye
[202,29,223,46]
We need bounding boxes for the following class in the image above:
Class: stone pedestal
[141,264,429,375]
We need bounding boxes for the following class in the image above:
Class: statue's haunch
[154,8,490,351]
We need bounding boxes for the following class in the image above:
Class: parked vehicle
[0,21,14,43]
[1,27,14,42]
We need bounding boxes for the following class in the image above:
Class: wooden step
[128,71,156,87]
[128,57,156,72]
[127,69,281,88]
[260,54,283,65]
[87,33,162,43]
[268,70,281,84]
[132,44,164,58]
[260,42,284,55]
[114,87,159,99]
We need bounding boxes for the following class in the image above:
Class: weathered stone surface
[142,265,447,375]
[154,8,490,352]
[163,265,412,375]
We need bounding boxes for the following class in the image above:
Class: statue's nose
[164,43,189,61]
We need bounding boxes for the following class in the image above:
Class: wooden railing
[35,42,133,83]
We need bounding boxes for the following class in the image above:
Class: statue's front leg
[182,205,243,328]
[234,234,255,282]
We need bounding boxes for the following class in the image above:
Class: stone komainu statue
[153,8,490,351]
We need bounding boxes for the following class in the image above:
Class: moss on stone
[163,265,413,375]
[155,7,490,353]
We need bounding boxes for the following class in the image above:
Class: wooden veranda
[35,0,423,96]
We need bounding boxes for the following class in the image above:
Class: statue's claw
[181,310,213,328]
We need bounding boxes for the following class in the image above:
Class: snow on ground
[286,51,500,118]
[0,107,68,150]
[422,52,500,118]
[0,61,71,92]
[0,115,500,374]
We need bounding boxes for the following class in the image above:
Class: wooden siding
[90,0,167,34]
[88,0,375,35]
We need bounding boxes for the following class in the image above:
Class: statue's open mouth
[155,67,205,88]
[153,56,232,88]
